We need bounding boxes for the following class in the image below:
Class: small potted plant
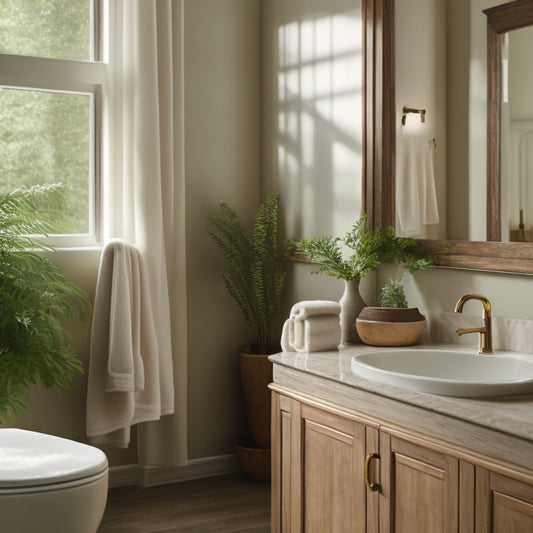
[0,184,88,421]
[356,277,427,347]
[296,215,432,343]
[207,192,295,480]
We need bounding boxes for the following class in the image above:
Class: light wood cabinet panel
[379,433,459,533]
[271,386,533,533]
[476,468,533,532]
[271,392,371,533]
[271,392,297,532]
[459,461,475,533]
[300,404,367,533]
[366,427,380,533]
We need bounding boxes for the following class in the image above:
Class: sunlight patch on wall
[333,141,362,232]
[275,5,363,238]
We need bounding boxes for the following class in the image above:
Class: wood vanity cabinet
[379,433,462,533]
[271,391,378,532]
[476,468,533,532]
[271,387,533,533]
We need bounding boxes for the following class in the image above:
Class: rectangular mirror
[372,0,533,274]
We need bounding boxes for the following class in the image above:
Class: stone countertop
[269,343,533,443]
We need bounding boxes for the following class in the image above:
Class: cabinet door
[476,468,533,532]
[271,392,370,533]
[299,403,367,533]
[271,392,296,533]
[379,433,459,533]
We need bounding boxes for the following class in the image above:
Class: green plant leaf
[0,184,88,422]
[296,214,434,281]
[207,193,295,354]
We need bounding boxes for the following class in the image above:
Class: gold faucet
[454,294,493,354]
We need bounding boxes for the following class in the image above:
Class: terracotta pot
[240,350,273,450]
[355,307,426,347]
[235,441,271,482]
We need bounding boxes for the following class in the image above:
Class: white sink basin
[350,347,533,397]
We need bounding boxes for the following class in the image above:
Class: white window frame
[0,0,107,248]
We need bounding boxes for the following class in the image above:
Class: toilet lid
[0,429,108,488]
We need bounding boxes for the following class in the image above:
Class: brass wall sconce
[402,105,426,125]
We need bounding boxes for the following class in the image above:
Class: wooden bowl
[355,307,426,347]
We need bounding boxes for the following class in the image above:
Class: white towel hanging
[396,135,439,236]
[423,138,439,225]
[86,239,174,448]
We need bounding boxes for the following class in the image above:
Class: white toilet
[0,428,109,533]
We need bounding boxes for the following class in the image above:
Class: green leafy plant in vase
[208,192,295,479]
[0,184,88,422]
[296,214,432,343]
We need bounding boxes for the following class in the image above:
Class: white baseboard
[108,453,240,489]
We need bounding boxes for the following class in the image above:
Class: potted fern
[0,184,88,422]
[207,193,295,480]
[297,215,432,343]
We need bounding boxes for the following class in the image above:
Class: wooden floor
[98,473,271,533]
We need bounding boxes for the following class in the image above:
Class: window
[0,0,106,245]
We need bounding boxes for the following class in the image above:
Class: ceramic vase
[339,279,366,344]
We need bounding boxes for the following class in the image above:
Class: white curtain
[103,0,188,466]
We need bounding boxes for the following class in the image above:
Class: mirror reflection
[395,0,533,244]
[502,25,533,242]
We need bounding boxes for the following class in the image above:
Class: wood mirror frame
[369,0,533,275]
[363,0,395,231]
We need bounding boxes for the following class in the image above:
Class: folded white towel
[289,300,342,320]
[281,300,341,353]
[86,239,174,448]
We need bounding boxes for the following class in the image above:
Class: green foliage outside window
[0,0,93,234]
[0,89,91,234]
[0,0,91,60]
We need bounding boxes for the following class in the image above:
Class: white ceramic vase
[339,279,366,344]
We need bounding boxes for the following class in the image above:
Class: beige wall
[263,0,369,309]
[263,0,364,240]
[184,0,263,459]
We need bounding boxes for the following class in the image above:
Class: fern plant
[297,214,433,281]
[0,184,88,421]
[207,193,295,355]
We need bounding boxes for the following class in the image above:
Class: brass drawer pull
[365,453,381,492]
